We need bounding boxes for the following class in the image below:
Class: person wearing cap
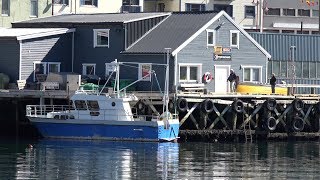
[227,69,237,92]
[270,73,276,94]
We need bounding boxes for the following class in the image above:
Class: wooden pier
[0,89,320,142]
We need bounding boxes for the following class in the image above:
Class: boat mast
[164,48,171,113]
[116,61,120,98]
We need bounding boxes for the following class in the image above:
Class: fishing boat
[26,59,179,142]
[236,82,288,95]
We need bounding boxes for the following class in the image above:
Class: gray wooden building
[250,32,320,94]
[122,11,271,93]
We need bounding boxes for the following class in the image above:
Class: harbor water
[0,139,319,179]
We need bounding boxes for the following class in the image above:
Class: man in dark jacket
[227,69,237,92]
[270,73,276,94]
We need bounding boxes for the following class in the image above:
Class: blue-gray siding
[178,16,267,91]
[21,34,72,81]
[0,39,20,82]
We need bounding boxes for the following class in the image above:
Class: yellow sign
[214,46,222,55]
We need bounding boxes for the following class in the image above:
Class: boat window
[60,115,67,120]
[90,111,100,116]
[68,100,75,110]
[69,115,75,119]
[54,115,59,119]
[75,100,87,110]
[87,100,100,110]
[112,102,116,107]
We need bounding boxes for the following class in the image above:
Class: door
[214,65,230,93]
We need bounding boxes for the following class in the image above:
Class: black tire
[291,116,304,132]
[315,102,320,113]
[177,98,188,112]
[201,99,214,113]
[136,101,145,112]
[265,116,277,131]
[265,98,277,111]
[292,98,304,112]
[232,99,244,113]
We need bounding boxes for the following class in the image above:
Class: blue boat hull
[29,118,179,142]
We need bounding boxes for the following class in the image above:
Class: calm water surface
[0,139,319,179]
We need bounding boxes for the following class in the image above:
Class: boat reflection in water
[17,140,179,179]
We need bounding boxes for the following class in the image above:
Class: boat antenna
[163,48,171,114]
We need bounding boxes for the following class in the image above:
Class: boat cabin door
[214,65,230,93]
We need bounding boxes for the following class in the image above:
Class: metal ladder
[244,120,252,143]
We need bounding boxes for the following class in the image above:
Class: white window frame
[93,29,110,48]
[242,65,262,83]
[206,29,215,46]
[82,63,96,75]
[30,0,38,17]
[178,63,202,83]
[105,62,117,77]
[138,63,152,81]
[2,0,10,16]
[80,0,98,7]
[54,0,69,5]
[48,62,61,73]
[33,62,47,81]
[230,30,239,49]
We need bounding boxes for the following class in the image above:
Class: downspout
[72,32,75,72]
[174,54,177,92]
[124,24,127,49]
[52,0,54,15]
[19,40,22,80]
[265,57,268,84]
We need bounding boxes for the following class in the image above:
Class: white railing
[26,105,72,116]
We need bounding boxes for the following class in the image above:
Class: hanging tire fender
[201,99,214,113]
[232,99,244,113]
[136,101,146,113]
[314,102,320,113]
[265,116,277,131]
[265,98,277,111]
[292,98,304,112]
[291,116,304,132]
[177,98,188,112]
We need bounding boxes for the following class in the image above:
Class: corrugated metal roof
[13,12,170,24]
[0,28,74,40]
[123,12,218,54]
[250,32,320,62]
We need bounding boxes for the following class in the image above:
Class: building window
[245,6,255,18]
[283,8,295,16]
[30,0,38,17]
[280,61,287,77]
[138,64,152,81]
[312,31,320,34]
[123,0,139,5]
[48,62,61,73]
[282,30,295,34]
[272,61,280,77]
[298,9,310,17]
[230,30,239,48]
[34,62,46,81]
[214,4,233,17]
[310,62,316,78]
[179,64,202,83]
[297,30,310,34]
[186,3,205,11]
[312,10,319,17]
[243,66,262,82]
[207,29,215,46]
[105,62,116,77]
[82,64,96,75]
[93,29,109,48]
[302,62,309,78]
[80,0,97,6]
[2,0,10,16]
[54,0,69,5]
[294,62,302,78]
[317,63,320,78]
[266,8,280,16]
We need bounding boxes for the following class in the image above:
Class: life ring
[291,116,304,132]
[265,116,277,131]
[265,98,277,111]
[201,99,214,113]
[232,99,244,113]
[177,98,188,112]
[292,98,304,112]
[202,72,213,84]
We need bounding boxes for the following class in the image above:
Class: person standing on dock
[227,69,237,92]
[270,73,276,94]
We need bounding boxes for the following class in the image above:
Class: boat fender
[264,98,277,111]
[136,101,146,112]
[202,72,213,84]
[177,98,188,112]
[201,99,214,113]
[291,116,304,132]
[314,102,320,113]
[232,99,244,113]
[265,116,277,131]
[292,98,304,112]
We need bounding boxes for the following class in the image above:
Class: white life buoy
[202,72,213,84]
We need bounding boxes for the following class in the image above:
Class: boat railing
[26,105,72,117]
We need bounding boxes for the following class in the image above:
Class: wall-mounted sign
[214,54,232,61]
